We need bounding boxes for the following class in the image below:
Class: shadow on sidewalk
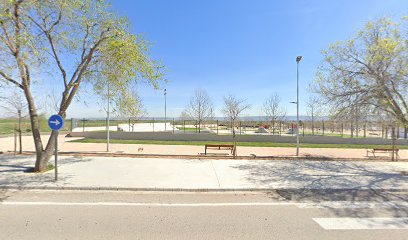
[232,161,408,218]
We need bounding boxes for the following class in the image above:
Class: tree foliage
[313,17,407,127]
[117,89,146,132]
[0,0,164,171]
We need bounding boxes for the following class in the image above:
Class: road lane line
[0,201,294,207]
[2,201,408,208]
[298,201,408,209]
[313,218,408,230]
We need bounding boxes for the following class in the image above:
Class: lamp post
[18,109,22,154]
[106,81,110,152]
[164,88,167,132]
[295,56,302,156]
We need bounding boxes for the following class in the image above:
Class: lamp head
[296,56,302,62]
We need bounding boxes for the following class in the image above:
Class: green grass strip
[71,138,408,149]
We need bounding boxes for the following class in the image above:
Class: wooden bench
[205,144,235,155]
[367,148,399,159]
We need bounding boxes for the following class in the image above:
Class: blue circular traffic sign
[48,115,64,131]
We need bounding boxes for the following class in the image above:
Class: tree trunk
[350,122,354,138]
[311,114,314,135]
[232,118,236,159]
[24,85,65,172]
[22,86,47,172]
[198,120,201,133]
[35,131,59,172]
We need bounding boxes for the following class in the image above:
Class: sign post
[48,115,64,181]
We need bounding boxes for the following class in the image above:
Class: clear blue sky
[64,0,406,118]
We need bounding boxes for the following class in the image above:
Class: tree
[0,1,164,171]
[328,101,370,137]
[179,110,191,120]
[263,93,286,135]
[313,17,408,131]
[1,89,27,117]
[185,88,214,133]
[221,94,250,157]
[305,96,320,135]
[0,89,27,153]
[117,90,146,132]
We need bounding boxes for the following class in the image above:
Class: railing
[69,118,408,139]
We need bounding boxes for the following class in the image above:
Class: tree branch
[0,21,16,53]
[0,70,23,89]
[67,27,111,89]
[389,79,408,114]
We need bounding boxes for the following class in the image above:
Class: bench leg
[393,151,399,160]
[205,147,207,155]
[367,150,375,158]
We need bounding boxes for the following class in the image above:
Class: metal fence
[69,118,408,139]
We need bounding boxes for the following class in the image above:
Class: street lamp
[164,88,167,132]
[295,56,302,156]
[106,81,110,152]
[18,109,22,154]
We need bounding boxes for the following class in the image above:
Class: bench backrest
[205,144,234,148]
[373,148,399,151]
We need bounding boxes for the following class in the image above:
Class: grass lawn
[71,138,408,149]
[177,127,204,131]
[302,131,368,138]
[0,118,70,135]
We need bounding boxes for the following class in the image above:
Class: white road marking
[2,201,408,209]
[0,201,294,207]
[313,218,408,230]
[298,201,408,209]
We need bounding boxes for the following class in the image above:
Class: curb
[2,186,408,193]
[9,151,408,162]
[0,186,281,192]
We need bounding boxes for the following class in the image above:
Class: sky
[1,0,407,119]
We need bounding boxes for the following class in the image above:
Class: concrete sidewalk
[1,155,408,190]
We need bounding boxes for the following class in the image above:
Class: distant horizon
[0,115,343,122]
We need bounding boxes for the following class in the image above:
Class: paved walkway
[1,135,407,159]
[1,155,408,190]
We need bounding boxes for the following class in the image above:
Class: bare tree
[116,90,146,132]
[221,94,251,157]
[185,89,214,133]
[45,91,62,115]
[179,110,191,120]
[0,89,27,153]
[1,90,27,117]
[305,96,320,135]
[263,93,286,135]
[328,96,370,138]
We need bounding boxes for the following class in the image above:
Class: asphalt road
[1,190,408,240]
